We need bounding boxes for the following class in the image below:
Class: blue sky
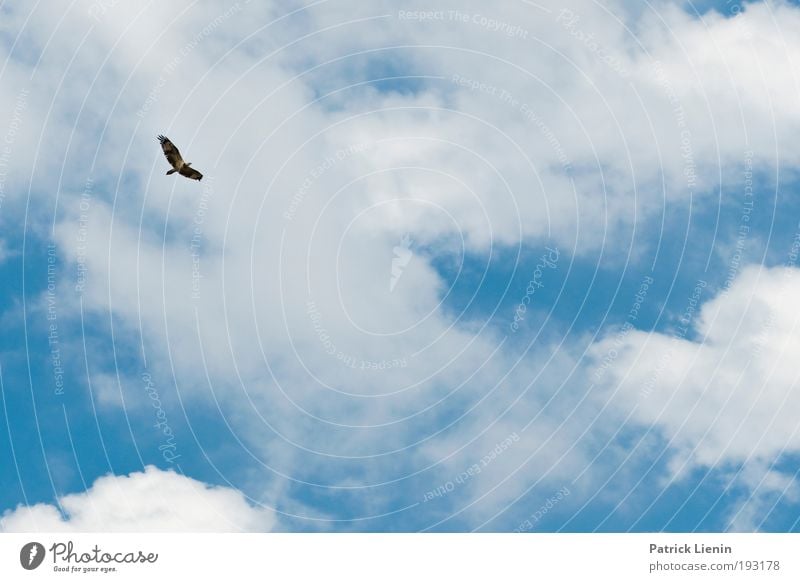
[1,0,800,532]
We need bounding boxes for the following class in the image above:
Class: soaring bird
[157,135,203,180]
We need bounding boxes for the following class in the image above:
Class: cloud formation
[2,0,800,531]
[1,466,276,532]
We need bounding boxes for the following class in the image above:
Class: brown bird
[158,135,203,180]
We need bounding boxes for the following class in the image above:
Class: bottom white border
[1,533,796,581]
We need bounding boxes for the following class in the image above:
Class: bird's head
[186,162,192,166]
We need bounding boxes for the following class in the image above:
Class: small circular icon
[20,542,45,570]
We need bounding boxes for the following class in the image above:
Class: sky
[0,0,799,532]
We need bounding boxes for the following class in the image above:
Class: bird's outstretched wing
[158,135,183,169]
[179,165,203,181]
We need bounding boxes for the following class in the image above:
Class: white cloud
[592,266,800,468]
[590,265,800,528]
[5,0,800,529]
[722,460,799,531]
[0,465,276,532]
[10,0,800,251]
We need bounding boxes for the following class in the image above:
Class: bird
[157,135,203,180]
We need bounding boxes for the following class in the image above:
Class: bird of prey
[157,135,203,180]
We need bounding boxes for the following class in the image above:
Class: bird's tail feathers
[166,169,177,175]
